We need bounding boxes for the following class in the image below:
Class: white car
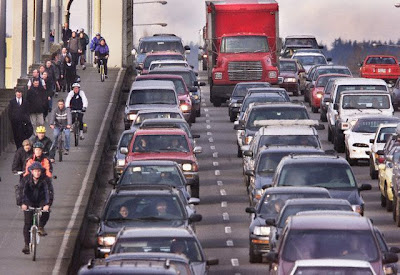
[344,116,399,165]
[148,60,190,71]
[291,52,328,73]
[370,123,399,179]
[290,259,376,275]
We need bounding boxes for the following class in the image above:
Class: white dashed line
[222,212,229,220]
[206,113,210,117]
[206,119,211,123]
[217,180,223,186]
[212,152,218,158]
[210,145,216,150]
[215,170,220,176]
[208,137,214,143]
[225,226,232,234]
[213,161,219,166]
[221,201,227,207]
[202,103,206,106]
[220,189,226,196]
[231,259,239,267]
[226,240,234,247]
[206,125,211,129]
[207,132,212,136]
[204,108,209,112]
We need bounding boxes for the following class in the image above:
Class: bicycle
[71,110,82,147]
[99,58,105,82]
[55,126,67,162]
[26,207,43,261]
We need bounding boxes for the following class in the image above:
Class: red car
[125,128,202,197]
[310,74,350,113]
[137,51,185,75]
[135,74,195,123]
[360,55,400,82]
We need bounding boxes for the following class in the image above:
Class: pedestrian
[90,33,103,53]
[68,31,81,68]
[42,72,54,116]
[8,88,33,149]
[50,29,55,43]
[39,65,46,78]
[95,38,110,78]
[78,30,88,70]
[51,51,62,97]
[29,126,55,161]
[12,139,33,175]
[62,55,76,93]
[59,48,72,93]
[26,79,48,134]
[27,69,46,90]
[62,22,72,46]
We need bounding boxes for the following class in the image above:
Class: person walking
[62,22,72,46]
[49,99,72,155]
[8,89,33,149]
[95,38,110,78]
[59,48,72,93]
[26,79,48,134]
[51,51,62,97]
[27,69,46,90]
[79,29,89,70]
[12,139,33,175]
[68,31,81,68]
[62,55,76,93]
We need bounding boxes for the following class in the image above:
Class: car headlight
[128,114,137,121]
[316,93,323,99]
[268,71,278,79]
[97,236,116,246]
[214,72,223,80]
[182,163,192,171]
[180,104,191,112]
[245,136,253,145]
[284,77,296,83]
[254,189,264,200]
[352,204,362,214]
[117,159,125,166]
[253,226,271,236]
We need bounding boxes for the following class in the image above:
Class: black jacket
[26,85,48,114]
[12,147,32,172]
[30,136,55,159]
[8,97,30,123]
[62,61,77,83]
[62,28,72,45]
[19,173,54,207]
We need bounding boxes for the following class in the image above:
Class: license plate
[378,68,386,73]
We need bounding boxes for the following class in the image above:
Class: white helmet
[72,83,80,88]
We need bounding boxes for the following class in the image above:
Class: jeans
[30,113,44,134]
[23,210,50,245]
[53,127,71,150]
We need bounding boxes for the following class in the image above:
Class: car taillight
[316,92,323,99]
[377,154,385,163]
[192,162,199,172]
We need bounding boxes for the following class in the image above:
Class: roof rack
[254,119,319,127]
[153,34,177,37]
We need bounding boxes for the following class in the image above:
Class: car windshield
[139,41,184,54]
[113,237,204,262]
[142,123,191,138]
[137,79,187,95]
[134,113,182,125]
[295,56,326,66]
[130,90,177,105]
[324,77,350,94]
[377,127,396,143]
[105,194,185,222]
[285,38,319,48]
[366,57,397,65]
[282,230,379,262]
[352,119,399,133]
[151,71,194,88]
[149,62,187,71]
[280,61,297,72]
[119,165,184,187]
[335,85,387,102]
[277,162,356,188]
[120,133,134,148]
[342,95,390,110]
[232,83,270,98]
[277,204,352,228]
[220,36,269,53]
[314,68,351,80]
[132,135,189,153]
[258,135,320,149]
[258,192,330,216]
[293,266,373,275]
[316,75,337,87]
[241,95,287,112]
[144,55,184,69]
[247,108,310,130]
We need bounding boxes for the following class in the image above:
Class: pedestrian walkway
[0,67,124,274]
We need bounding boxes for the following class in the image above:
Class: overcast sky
[6,0,400,48]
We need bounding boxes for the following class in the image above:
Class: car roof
[286,35,316,39]
[294,259,374,268]
[131,80,175,91]
[235,82,271,86]
[105,252,190,263]
[333,77,387,85]
[141,118,187,125]
[340,90,390,95]
[134,128,187,136]
[296,210,360,217]
[136,74,185,81]
[112,187,180,196]
[289,215,372,230]
[118,227,194,238]
[263,186,330,195]
[150,60,188,64]
[316,73,351,80]
[259,146,324,154]
[280,154,347,165]
[144,51,184,57]
[315,65,349,70]
[377,123,398,130]
[365,54,397,59]
[247,87,287,92]
[355,115,399,122]
[126,160,179,166]
[292,52,326,57]
[249,102,306,110]
[283,198,350,206]
[140,35,182,42]
[259,125,317,135]
[279,58,297,62]
[151,67,194,73]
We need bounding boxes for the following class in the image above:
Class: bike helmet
[36,125,46,133]
[28,161,44,171]
[72,83,80,88]
[33,142,44,149]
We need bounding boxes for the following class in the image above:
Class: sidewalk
[0,67,125,274]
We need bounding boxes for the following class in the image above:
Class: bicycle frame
[99,59,105,82]
[27,207,42,261]
[71,110,82,146]
[57,127,66,162]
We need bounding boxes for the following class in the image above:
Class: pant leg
[39,211,50,228]
[52,127,60,151]
[30,114,38,134]
[103,58,108,75]
[64,128,71,150]
[78,113,84,130]
[11,122,23,149]
[37,113,44,126]
[24,211,34,245]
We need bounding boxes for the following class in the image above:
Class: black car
[272,154,372,215]
[89,187,202,258]
[228,82,271,122]
[245,187,331,263]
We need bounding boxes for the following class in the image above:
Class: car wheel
[386,186,393,212]
[191,181,200,198]
[334,131,345,153]
[230,113,236,122]
[393,196,397,221]
[196,108,201,117]
[249,245,262,263]
[369,157,378,179]
[311,106,318,113]
[293,85,299,96]
[304,92,309,103]
[237,145,242,158]
[346,149,357,166]
[320,111,327,122]
[381,192,387,208]
[327,126,332,142]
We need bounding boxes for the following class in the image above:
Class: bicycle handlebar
[14,171,23,176]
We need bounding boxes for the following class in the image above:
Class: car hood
[127,152,195,163]
[280,72,297,78]
[100,219,186,235]
[126,104,178,114]
[218,52,272,62]
[327,188,363,205]
[191,262,206,275]
[346,132,374,146]
[341,109,393,120]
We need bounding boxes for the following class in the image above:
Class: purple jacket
[95,44,109,58]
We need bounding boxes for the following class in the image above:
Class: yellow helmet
[36,126,46,133]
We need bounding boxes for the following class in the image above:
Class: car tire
[304,92,309,103]
[346,149,357,166]
[249,245,262,263]
[230,113,236,122]
[396,198,400,227]
[386,186,393,212]
[191,181,200,198]
[381,192,387,208]
[237,145,242,158]
[196,108,201,117]
[369,157,378,179]
[328,126,333,142]
[320,111,327,122]
[311,106,318,113]
[393,196,397,221]
[334,130,345,153]
[293,85,299,96]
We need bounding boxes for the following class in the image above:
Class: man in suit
[8,89,32,149]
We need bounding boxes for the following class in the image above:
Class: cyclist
[30,126,56,162]
[24,142,53,178]
[90,32,103,53]
[65,83,88,140]
[49,99,72,155]
[18,162,54,254]
[94,38,109,78]
[12,139,33,176]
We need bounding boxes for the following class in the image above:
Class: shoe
[98,69,100,73]
[80,130,85,140]
[105,75,108,79]
[64,149,69,155]
[22,245,30,254]
[82,65,86,70]
[38,227,47,236]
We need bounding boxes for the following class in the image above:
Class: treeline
[320,38,400,75]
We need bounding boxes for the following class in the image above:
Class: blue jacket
[90,36,103,51]
[95,44,109,57]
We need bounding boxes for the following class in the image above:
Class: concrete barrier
[0,89,16,154]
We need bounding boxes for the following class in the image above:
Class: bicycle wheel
[58,136,64,162]
[100,65,105,82]
[74,122,79,146]
[31,226,37,261]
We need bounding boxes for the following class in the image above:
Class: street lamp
[134,23,167,27]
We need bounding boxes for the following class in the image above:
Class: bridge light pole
[0,0,6,88]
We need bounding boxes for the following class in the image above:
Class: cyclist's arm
[65,92,72,108]
[66,108,72,126]
[48,109,56,126]
[80,91,89,108]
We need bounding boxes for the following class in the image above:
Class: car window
[114,237,204,262]
[353,119,399,133]
[377,127,396,143]
[277,162,356,188]
[144,55,184,69]
[282,229,379,262]
[366,57,396,65]
[241,95,287,112]
[295,56,326,66]
[120,133,134,148]
[280,61,297,72]
[134,113,182,125]
[314,68,351,80]
[133,134,189,153]
[335,85,387,103]
[285,38,318,48]
[130,90,177,105]
[120,165,184,187]
[139,41,184,54]
[293,266,374,275]
[232,83,270,97]
[342,95,390,110]
[247,108,310,130]
[259,135,320,148]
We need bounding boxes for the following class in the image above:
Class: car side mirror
[383,252,399,264]
[319,45,324,49]
[262,183,271,190]
[265,251,278,263]
[265,218,276,226]
[369,139,374,143]
[188,198,200,205]
[120,147,128,154]
[184,45,191,51]
[108,179,117,186]
[193,134,200,139]
[87,214,100,223]
[193,146,202,154]
[333,103,339,110]
[245,170,255,177]
[206,258,219,266]
[358,63,363,67]
[193,81,199,86]
[359,184,372,191]
[243,150,253,157]
[390,246,400,253]
[189,213,202,223]
[245,207,256,214]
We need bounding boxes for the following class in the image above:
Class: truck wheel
[237,145,242,157]
[320,111,327,122]
[249,245,262,263]
[334,130,345,153]
[346,149,357,166]
[191,181,200,198]
[230,113,236,122]
[369,157,378,179]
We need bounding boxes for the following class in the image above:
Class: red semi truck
[205,0,280,107]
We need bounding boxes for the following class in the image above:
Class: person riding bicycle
[30,126,56,162]
[12,139,33,177]
[94,38,109,78]
[18,161,54,254]
[65,83,88,140]
[49,99,72,155]
[24,142,53,178]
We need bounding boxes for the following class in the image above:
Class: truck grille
[228,61,263,81]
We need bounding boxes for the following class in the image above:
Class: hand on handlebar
[82,107,87,112]
[21,204,27,211]
[43,205,50,212]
